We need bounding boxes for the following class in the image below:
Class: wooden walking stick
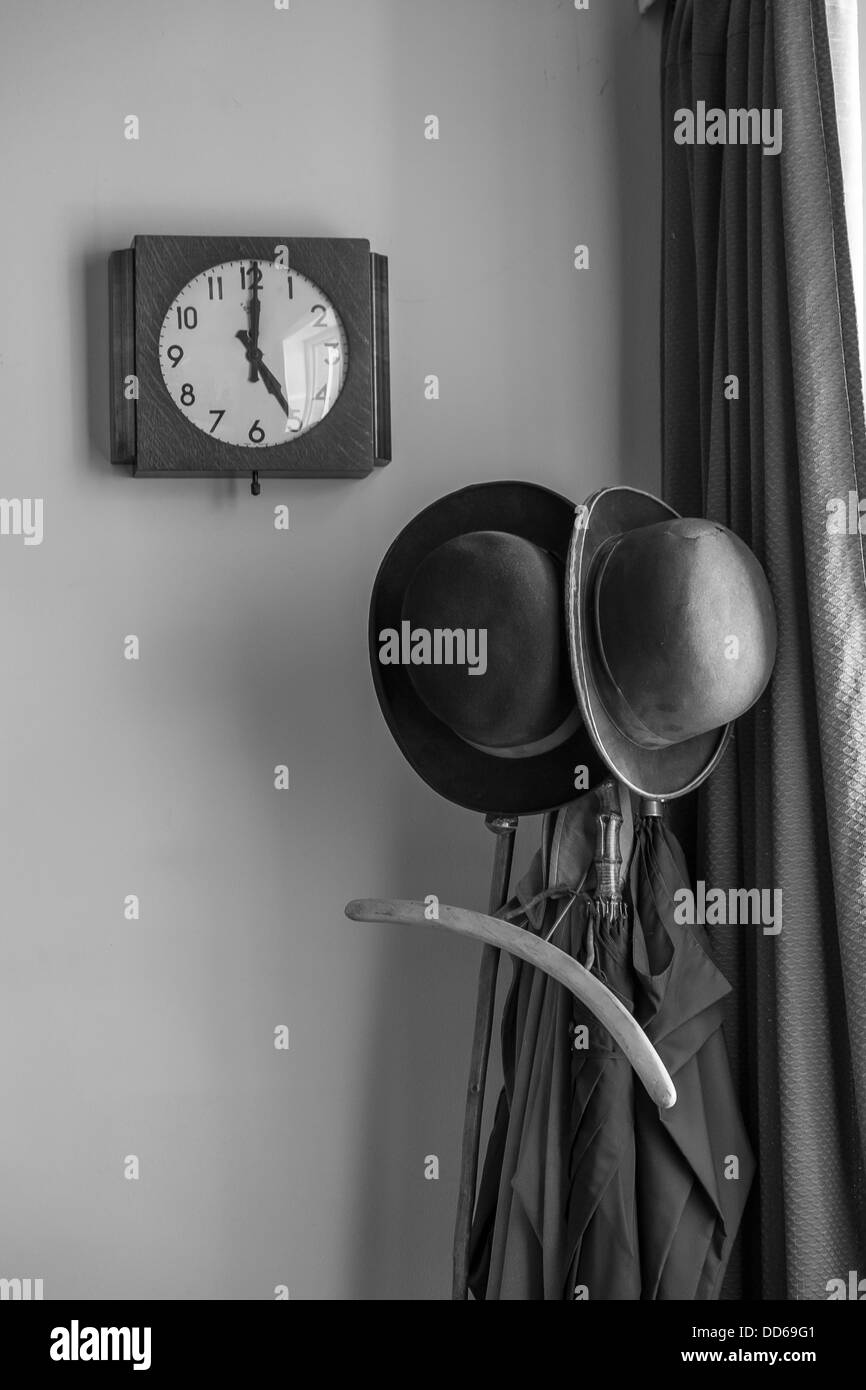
[451,812,518,1301]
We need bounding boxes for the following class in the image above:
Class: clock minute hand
[235,330,290,416]
[243,265,261,383]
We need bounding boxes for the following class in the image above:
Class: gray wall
[0,0,661,1299]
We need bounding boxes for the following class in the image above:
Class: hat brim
[371,481,604,816]
[566,487,731,800]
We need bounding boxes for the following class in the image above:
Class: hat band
[461,705,582,761]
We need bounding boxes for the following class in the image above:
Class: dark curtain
[662,0,866,1298]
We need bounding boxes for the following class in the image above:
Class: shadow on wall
[83,251,110,475]
[82,248,268,506]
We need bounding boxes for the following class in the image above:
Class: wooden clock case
[109,235,390,479]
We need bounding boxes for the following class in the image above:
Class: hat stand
[451,811,518,1301]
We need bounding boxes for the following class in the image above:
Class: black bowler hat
[369,482,603,815]
[567,487,778,798]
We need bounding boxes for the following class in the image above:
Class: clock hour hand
[256,358,290,417]
[235,330,290,416]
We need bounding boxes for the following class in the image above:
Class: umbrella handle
[345,897,678,1112]
[594,778,624,907]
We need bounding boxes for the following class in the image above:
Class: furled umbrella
[563,782,643,1300]
[469,785,756,1300]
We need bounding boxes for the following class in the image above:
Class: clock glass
[158,259,349,447]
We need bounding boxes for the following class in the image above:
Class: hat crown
[593,517,777,747]
[401,530,575,749]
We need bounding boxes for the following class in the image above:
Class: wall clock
[109,236,390,486]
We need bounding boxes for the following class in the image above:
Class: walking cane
[451,812,518,1301]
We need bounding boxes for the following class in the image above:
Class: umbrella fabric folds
[626,814,755,1299]
[468,789,754,1301]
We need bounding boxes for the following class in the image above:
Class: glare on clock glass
[157,260,349,447]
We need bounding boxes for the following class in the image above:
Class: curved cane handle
[345,898,677,1110]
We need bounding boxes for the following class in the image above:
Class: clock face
[158,259,349,447]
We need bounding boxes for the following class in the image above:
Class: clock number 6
[248,419,265,444]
